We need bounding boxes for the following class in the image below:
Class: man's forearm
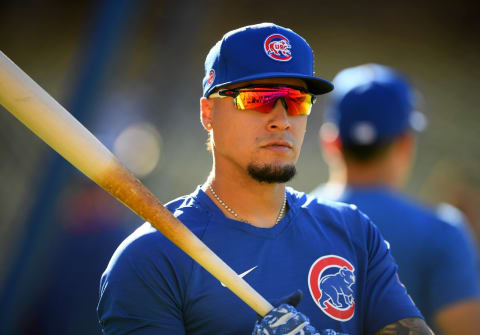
[374,317,434,335]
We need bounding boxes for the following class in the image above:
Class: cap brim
[207,72,334,96]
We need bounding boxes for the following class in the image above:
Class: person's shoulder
[291,188,381,254]
[108,222,171,260]
[436,202,471,230]
[164,187,212,231]
[103,221,193,282]
[289,186,369,224]
[432,203,479,247]
[165,191,202,217]
[402,195,470,232]
[352,187,459,227]
[106,188,211,268]
[393,194,478,250]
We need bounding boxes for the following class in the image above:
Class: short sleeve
[361,213,423,334]
[427,219,480,312]
[97,232,187,335]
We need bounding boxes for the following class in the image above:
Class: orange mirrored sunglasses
[209,85,316,115]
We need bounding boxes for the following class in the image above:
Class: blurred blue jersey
[310,185,480,332]
[98,186,421,335]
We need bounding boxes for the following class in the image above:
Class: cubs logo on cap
[308,255,356,321]
[264,34,292,62]
[202,23,333,97]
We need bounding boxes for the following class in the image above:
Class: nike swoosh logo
[221,266,258,287]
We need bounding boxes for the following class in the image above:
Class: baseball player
[98,24,434,334]
[311,63,480,335]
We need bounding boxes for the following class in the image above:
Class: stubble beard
[247,163,297,183]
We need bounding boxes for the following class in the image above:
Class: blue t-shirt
[310,185,480,332]
[98,186,421,335]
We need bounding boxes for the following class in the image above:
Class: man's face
[203,78,310,183]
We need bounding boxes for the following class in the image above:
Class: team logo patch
[264,34,292,61]
[207,69,215,85]
[308,255,355,321]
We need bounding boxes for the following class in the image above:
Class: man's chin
[247,163,296,183]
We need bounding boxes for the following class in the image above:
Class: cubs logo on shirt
[264,34,292,61]
[308,255,356,321]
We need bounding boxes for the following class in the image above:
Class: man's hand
[252,303,319,335]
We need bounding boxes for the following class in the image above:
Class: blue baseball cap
[324,63,427,145]
[202,23,333,97]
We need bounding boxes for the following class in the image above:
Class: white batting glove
[252,303,320,335]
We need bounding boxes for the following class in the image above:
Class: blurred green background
[0,1,479,333]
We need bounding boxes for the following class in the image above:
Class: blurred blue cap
[202,23,333,97]
[324,63,427,145]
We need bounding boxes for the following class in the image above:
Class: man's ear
[200,97,213,131]
[396,132,416,158]
[319,122,343,163]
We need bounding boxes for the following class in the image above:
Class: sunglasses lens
[234,87,313,115]
[234,89,282,113]
[285,91,314,116]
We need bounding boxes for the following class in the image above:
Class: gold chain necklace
[208,185,286,225]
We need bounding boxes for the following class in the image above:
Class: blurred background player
[310,63,480,335]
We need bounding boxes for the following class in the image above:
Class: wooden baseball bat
[0,51,274,317]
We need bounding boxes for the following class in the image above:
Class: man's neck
[346,165,399,189]
[328,159,401,190]
[202,166,287,228]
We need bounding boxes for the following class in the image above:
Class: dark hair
[341,139,395,162]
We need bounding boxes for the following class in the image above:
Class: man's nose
[267,99,290,131]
